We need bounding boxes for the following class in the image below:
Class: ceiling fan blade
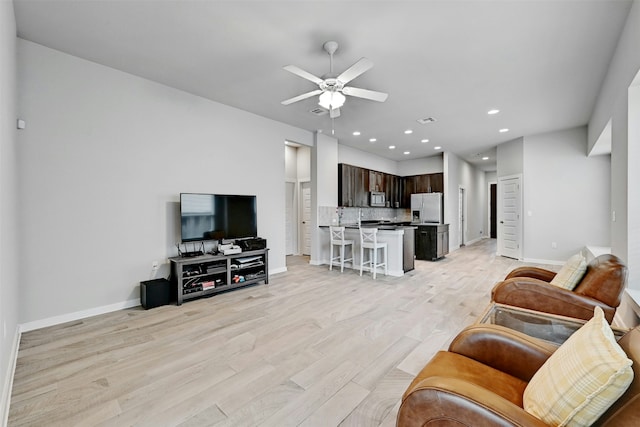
[281,89,323,105]
[330,107,341,119]
[336,57,373,84]
[342,86,388,102]
[283,65,323,85]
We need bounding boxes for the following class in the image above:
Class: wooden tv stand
[169,248,269,305]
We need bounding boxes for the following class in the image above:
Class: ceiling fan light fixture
[318,91,345,110]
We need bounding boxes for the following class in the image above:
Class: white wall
[628,81,640,290]
[17,39,312,325]
[443,152,487,252]
[589,0,640,150]
[589,0,640,290]
[297,146,311,182]
[0,1,19,422]
[497,137,524,178]
[311,132,338,264]
[338,144,398,175]
[522,127,611,261]
[397,154,444,176]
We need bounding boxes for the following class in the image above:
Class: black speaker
[140,278,171,309]
[239,238,267,251]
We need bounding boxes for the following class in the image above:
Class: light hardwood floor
[9,239,552,426]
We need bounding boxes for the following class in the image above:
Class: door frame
[497,174,523,260]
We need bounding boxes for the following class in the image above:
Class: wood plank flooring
[9,239,552,426]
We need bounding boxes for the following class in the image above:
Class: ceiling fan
[281,41,388,119]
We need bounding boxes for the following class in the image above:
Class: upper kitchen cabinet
[400,173,444,207]
[338,163,369,207]
[428,173,444,193]
[369,170,386,193]
[339,164,443,208]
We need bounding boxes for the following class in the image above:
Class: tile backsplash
[318,206,411,226]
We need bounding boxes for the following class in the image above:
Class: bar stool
[329,226,354,273]
[359,227,387,279]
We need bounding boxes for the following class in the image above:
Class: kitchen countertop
[321,221,417,230]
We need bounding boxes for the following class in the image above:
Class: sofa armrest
[449,324,558,382]
[398,376,549,427]
[505,266,557,282]
[491,277,616,322]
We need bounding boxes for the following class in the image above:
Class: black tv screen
[180,193,257,242]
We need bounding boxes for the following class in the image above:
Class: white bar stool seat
[329,226,354,273]
[359,227,388,279]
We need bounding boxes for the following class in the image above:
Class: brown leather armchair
[398,324,640,426]
[491,254,627,323]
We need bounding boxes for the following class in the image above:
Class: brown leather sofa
[491,254,627,323]
[397,324,640,426]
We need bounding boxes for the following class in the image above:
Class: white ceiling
[13,0,632,171]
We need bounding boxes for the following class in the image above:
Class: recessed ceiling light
[353,131,361,136]
[499,128,509,133]
[421,139,429,143]
[434,146,442,150]
[488,109,500,115]
[404,129,413,134]
[482,156,490,160]
[389,145,396,149]
[369,138,377,142]
[404,151,410,155]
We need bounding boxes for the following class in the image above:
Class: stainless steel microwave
[369,191,386,207]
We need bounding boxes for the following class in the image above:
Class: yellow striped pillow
[550,253,587,290]
[523,307,633,426]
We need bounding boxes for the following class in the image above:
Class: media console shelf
[169,248,269,305]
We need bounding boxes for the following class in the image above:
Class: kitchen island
[319,222,416,276]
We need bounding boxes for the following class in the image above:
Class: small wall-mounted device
[17,119,26,130]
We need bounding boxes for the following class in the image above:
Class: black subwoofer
[140,278,171,309]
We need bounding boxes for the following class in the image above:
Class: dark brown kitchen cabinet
[369,170,385,193]
[338,163,369,207]
[388,174,401,208]
[339,164,444,208]
[401,173,444,206]
[429,173,444,193]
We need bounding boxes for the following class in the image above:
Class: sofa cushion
[523,306,633,426]
[550,253,587,290]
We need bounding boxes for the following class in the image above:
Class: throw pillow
[550,253,587,290]
[523,306,633,426]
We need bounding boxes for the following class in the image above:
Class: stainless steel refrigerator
[411,193,443,223]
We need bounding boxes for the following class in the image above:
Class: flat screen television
[180,193,257,242]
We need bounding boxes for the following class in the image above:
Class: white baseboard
[465,236,484,246]
[269,267,287,275]
[522,257,564,266]
[20,268,286,333]
[1,326,21,427]
[19,298,141,333]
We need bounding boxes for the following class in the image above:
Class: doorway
[458,186,466,247]
[285,182,296,255]
[490,183,497,238]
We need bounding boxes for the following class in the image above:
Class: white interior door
[301,182,311,255]
[285,182,295,255]
[498,175,522,259]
